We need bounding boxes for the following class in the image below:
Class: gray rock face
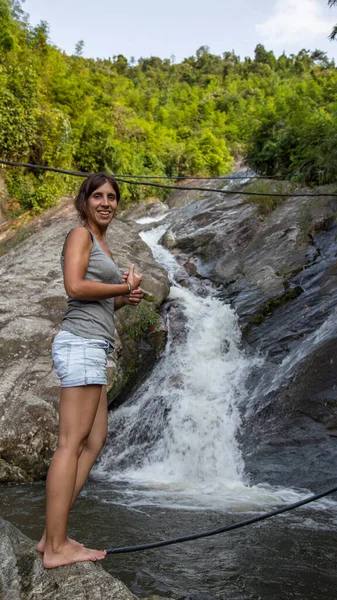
[165,177,228,210]
[162,185,337,325]
[0,199,169,482]
[119,199,169,224]
[0,515,173,600]
[0,515,136,600]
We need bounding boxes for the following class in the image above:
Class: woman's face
[86,181,118,228]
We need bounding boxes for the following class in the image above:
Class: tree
[8,0,24,18]
[31,20,49,51]
[74,39,84,56]
[112,53,128,74]
[328,0,337,39]
[254,44,276,68]
[3,0,337,214]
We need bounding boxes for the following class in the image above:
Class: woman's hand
[124,288,144,306]
[127,264,142,291]
[114,287,144,311]
[114,266,143,310]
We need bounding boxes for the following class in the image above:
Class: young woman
[37,173,143,568]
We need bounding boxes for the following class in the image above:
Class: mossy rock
[243,285,304,333]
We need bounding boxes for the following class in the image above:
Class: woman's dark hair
[74,173,120,222]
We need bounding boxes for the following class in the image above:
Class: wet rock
[118,199,169,224]
[145,597,172,600]
[0,199,169,481]
[0,458,26,482]
[0,515,139,599]
[243,224,337,360]
[165,301,188,346]
[243,334,337,489]
[161,193,260,288]
[118,200,170,234]
[165,177,227,210]
[163,184,337,328]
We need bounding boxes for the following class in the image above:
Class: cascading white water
[120,286,249,483]
[95,221,310,509]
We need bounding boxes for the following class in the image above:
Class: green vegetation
[1,0,337,215]
[122,358,138,387]
[242,180,299,216]
[123,303,161,341]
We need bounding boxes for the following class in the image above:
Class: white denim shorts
[52,330,111,387]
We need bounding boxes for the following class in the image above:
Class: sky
[22,0,337,63]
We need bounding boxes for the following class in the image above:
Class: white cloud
[256,0,335,45]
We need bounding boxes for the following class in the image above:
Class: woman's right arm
[63,228,141,300]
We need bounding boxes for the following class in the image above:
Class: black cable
[0,159,89,178]
[105,484,337,554]
[0,159,297,181]
[1,159,336,198]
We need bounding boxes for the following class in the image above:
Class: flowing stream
[95,224,309,511]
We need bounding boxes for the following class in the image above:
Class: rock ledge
[0,515,170,600]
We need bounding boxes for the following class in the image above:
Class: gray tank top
[61,229,123,348]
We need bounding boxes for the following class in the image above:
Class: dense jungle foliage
[1,0,337,213]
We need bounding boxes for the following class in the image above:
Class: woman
[37,173,143,568]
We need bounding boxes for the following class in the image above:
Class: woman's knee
[57,435,88,457]
[85,430,108,455]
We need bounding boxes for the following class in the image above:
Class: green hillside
[1,0,337,213]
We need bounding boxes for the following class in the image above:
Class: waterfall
[95,221,310,510]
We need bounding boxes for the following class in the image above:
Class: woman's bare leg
[37,387,108,553]
[42,384,106,568]
[72,385,108,501]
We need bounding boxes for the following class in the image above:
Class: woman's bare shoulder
[63,227,92,252]
[66,227,92,242]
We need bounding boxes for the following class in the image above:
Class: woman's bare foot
[37,532,84,554]
[43,539,106,569]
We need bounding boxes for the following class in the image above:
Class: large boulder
[162,183,337,327]
[0,515,170,600]
[0,198,169,482]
